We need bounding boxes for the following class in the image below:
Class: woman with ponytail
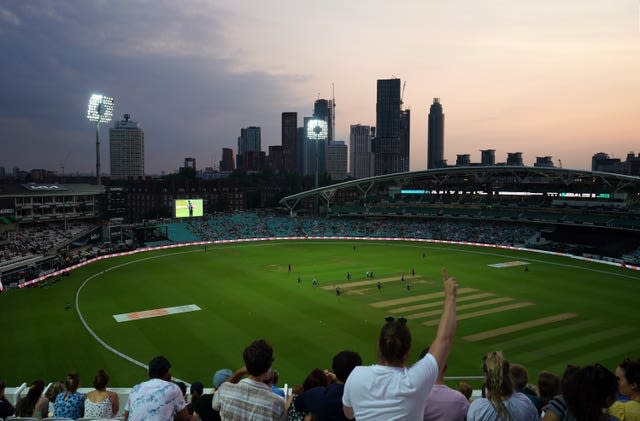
[14,379,44,417]
[342,267,458,420]
[84,369,119,418]
[467,351,538,421]
[53,372,85,420]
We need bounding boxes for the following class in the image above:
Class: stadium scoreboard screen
[0,198,15,218]
[175,199,203,218]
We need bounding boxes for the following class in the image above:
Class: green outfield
[1,240,639,388]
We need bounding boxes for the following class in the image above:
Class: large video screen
[175,199,203,218]
[0,198,15,218]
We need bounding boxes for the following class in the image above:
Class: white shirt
[343,353,439,421]
[125,378,186,421]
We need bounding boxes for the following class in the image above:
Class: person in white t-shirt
[124,356,191,421]
[342,267,458,421]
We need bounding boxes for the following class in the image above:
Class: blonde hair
[483,351,514,420]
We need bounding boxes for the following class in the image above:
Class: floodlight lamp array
[307,119,328,140]
[87,94,114,123]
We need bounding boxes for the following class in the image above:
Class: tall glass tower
[373,78,409,175]
[427,98,445,169]
[281,112,298,174]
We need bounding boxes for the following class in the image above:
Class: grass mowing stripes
[463,313,577,342]
[490,319,601,350]
[390,292,496,314]
[514,326,636,362]
[0,240,639,387]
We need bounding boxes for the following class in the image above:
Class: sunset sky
[1,0,639,174]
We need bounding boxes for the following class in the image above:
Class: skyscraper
[297,127,305,175]
[326,141,348,181]
[301,95,337,182]
[109,114,144,179]
[237,126,262,171]
[268,145,284,173]
[350,124,374,179]
[220,147,235,172]
[373,78,408,175]
[427,98,444,169]
[282,112,298,174]
[400,109,410,172]
[313,99,335,142]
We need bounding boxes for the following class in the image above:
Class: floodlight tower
[87,94,114,184]
[306,119,328,189]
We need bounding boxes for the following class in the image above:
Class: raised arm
[227,366,248,384]
[427,267,458,371]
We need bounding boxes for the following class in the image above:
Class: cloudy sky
[1,0,639,174]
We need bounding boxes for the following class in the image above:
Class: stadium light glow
[87,93,115,185]
[306,119,328,140]
[87,94,114,123]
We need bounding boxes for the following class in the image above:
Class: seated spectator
[35,380,65,418]
[84,369,119,418]
[421,347,469,421]
[608,358,640,421]
[15,379,45,417]
[543,364,619,421]
[175,381,187,399]
[342,267,458,420]
[537,371,561,410]
[510,363,542,412]
[193,369,232,421]
[188,381,204,416]
[541,365,580,421]
[287,368,330,421]
[467,351,538,421]
[0,379,15,418]
[54,372,85,420]
[456,381,474,403]
[213,339,288,420]
[266,370,285,398]
[124,355,190,421]
[213,368,233,391]
[294,351,362,421]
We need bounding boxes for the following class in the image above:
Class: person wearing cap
[213,339,288,420]
[213,369,233,390]
[124,355,191,421]
[192,369,231,421]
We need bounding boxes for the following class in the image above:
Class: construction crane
[59,151,71,177]
[332,83,336,108]
[401,81,407,107]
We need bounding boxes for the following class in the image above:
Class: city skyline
[1,1,639,175]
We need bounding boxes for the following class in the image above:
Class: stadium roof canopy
[279,166,640,213]
[0,183,105,198]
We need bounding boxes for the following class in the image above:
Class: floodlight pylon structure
[87,94,114,184]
